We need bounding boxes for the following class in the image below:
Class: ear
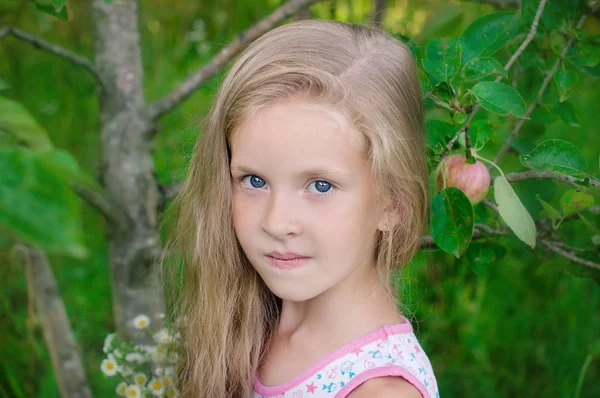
[376,193,405,232]
[376,206,402,232]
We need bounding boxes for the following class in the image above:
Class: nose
[261,190,301,238]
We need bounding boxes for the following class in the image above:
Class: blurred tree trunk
[25,246,93,398]
[90,0,164,340]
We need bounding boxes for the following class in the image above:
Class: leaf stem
[473,153,506,179]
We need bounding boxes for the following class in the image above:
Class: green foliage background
[1,0,599,396]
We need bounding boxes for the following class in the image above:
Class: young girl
[168,18,438,398]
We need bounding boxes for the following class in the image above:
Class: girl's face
[230,96,389,302]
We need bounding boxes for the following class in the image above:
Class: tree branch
[497,170,600,189]
[539,238,600,270]
[0,26,103,87]
[70,183,128,229]
[504,0,547,72]
[439,0,548,162]
[15,245,93,398]
[147,0,325,120]
[493,6,590,164]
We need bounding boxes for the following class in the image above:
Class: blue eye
[240,175,333,195]
[242,175,266,189]
[309,180,332,194]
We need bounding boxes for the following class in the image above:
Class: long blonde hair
[165,18,428,398]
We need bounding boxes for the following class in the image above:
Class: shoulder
[346,376,423,398]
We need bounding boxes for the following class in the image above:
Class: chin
[263,280,324,302]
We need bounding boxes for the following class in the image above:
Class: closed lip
[266,251,310,260]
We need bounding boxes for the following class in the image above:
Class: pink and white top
[252,316,439,398]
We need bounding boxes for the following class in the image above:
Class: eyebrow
[230,165,350,180]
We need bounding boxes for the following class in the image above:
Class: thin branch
[493,7,590,164]
[0,26,103,87]
[539,238,600,270]
[550,240,586,253]
[439,111,477,160]
[497,170,600,189]
[503,0,547,71]
[484,185,600,270]
[439,0,548,162]
[482,198,499,212]
[70,183,128,229]
[420,235,436,248]
[147,0,325,120]
[475,222,506,236]
[14,245,93,398]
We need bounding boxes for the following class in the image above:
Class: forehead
[230,97,365,157]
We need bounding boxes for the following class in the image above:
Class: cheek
[231,192,250,233]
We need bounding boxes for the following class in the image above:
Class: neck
[274,265,402,347]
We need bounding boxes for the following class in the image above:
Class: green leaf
[0,96,53,150]
[494,175,537,248]
[469,120,493,149]
[0,79,9,91]
[520,139,587,178]
[560,189,594,217]
[459,12,521,64]
[554,101,580,127]
[0,147,88,258]
[34,1,68,20]
[425,119,455,153]
[574,41,600,67]
[422,38,462,83]
[471,82,527,118]
[554,68,579,102]
[430,187,474,258]
[536,194,562,221]
[549,30,567,56]
[460,57,507,81]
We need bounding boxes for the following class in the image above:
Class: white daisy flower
[103,333,116,353]
[162,375,173,388]
[125,352,145,364]
[133,372,148,386]
[154,367,164,376]
[100,354,118,376]
[116,381,127,396]
[112,348,124,359]
[124,384,142,398]
[148,378,164,396]
[132,314,151,329]
[153,329,173,344]
[165,386,179,397]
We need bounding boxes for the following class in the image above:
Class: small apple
[435,154,491,205]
